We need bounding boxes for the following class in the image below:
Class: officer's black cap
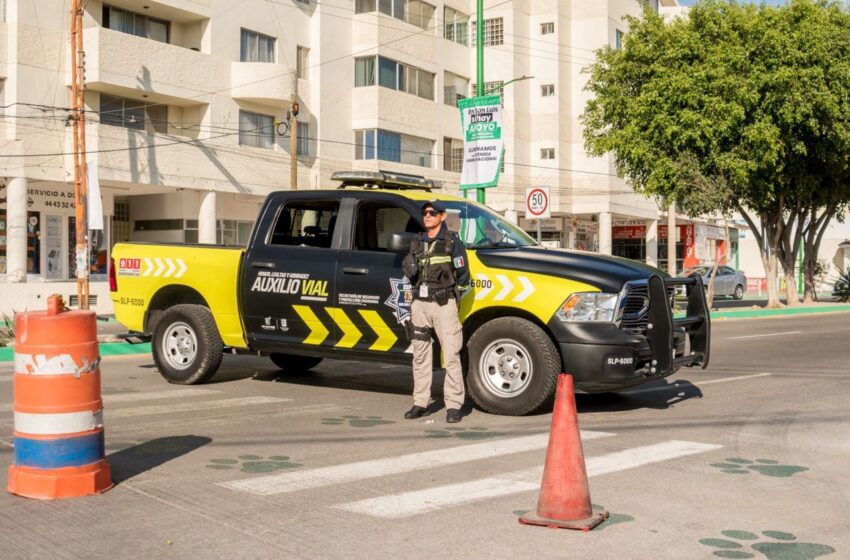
[422,199,447,213]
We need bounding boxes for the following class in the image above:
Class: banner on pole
[86,155,103,230]
[458,95,504,190]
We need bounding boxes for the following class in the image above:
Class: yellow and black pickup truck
[110,171,710,416]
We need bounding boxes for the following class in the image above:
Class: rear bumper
[550,274,710,392]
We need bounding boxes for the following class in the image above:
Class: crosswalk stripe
[107,397,290,418]
[334,440,722,518]
[218,430,614,496]
[0,388,220,412]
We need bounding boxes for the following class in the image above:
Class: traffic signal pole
[475,0,485,205]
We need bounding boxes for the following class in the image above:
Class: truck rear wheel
[466,317,560,416]
[269,353,323,372]
[152,304,223,385]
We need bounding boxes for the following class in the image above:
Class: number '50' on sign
[525,186,551,219]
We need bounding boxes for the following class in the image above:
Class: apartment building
[0,0,690,314]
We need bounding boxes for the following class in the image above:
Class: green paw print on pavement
[512,504,634,531]
[700,530,835,559]
[711,458,809,478]
[426,427,506,440]
[207,454,302,474]
[321,415,396,428]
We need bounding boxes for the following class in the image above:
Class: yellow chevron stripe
[292,305,329,345]
[358,309,397,352]
[326,307,362,349]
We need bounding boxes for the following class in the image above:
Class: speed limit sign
[525,186,551,219]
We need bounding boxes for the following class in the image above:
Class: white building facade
[1,0,689,315]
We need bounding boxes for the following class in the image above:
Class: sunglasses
[422,209,441,217]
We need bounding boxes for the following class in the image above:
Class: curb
[675,304,850,320]
[0,342,151,363]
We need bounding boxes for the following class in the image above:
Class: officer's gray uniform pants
[410,299,465,410]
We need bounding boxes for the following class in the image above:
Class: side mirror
[388,232,415,254]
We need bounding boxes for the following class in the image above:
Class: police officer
[402,200,470,423]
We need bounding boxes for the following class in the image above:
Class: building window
[443,137,463,172]
[444,7,469,45]
[296,46,310,79]
[540,148,555,160]
[471,17,504,47]
[297,122,309,156]
[240,29,275,62]
[355,0,434,29]
[355,129,433,168]
[406,0,435,30]
[541,22,554,35]
[541,84,555,97]
[615,29,624,50]
[354,56,434,101]
[444,72,469,106]
[103,5,169,43]
[217,220,254,246]
[100,94,167,134]
[239,110,275,149]
[470,81,504,97]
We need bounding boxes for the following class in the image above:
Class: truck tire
[152,304,223,385]
[269,353,323,372]
[466,317,560,416]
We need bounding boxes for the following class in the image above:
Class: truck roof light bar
[331,170,438,191]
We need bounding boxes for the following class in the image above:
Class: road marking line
[727,330,801,340]
[107,396,290,418]
[334,440,721,518]
[0,388,221,412]
[623,373,772,394]
[219,430,616,496]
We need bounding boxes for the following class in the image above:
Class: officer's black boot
[404,405,428,420]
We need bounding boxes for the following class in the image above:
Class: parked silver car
[681,266,747,299]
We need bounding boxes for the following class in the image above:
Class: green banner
[458,95,504,190]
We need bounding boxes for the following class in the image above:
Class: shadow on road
[577,379,704,413]
[107,435,212,484]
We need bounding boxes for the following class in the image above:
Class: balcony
[230,62,295,107]
[78,26,223,103]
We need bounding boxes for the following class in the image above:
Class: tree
[582,0,850,308]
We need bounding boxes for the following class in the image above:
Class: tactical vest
[414,234,456,292]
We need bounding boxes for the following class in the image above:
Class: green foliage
[834,270,850,302]
[0,312,14,347]
[581,0,850,218]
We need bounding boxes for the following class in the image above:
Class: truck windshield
[441,200,538,249]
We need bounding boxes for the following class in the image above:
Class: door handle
[343,267,369,275]
[251,261,275,269]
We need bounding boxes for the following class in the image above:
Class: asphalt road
[1,312,848,559]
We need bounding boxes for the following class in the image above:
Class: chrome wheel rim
[162,321,197,370]
[478,338,533,397]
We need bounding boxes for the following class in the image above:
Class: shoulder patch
[453,256,465,268]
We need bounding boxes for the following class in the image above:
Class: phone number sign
[525,186,551,219]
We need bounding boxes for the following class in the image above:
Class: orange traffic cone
[519,373,608,531]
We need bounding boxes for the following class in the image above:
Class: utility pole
[667,201,677,276]
[475,0,485,205]
[290,93,298,189]
[71,0,90,309]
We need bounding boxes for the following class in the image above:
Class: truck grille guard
[645,273,711,374]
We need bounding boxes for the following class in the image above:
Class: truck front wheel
[152,304,223,385]
[466,317,560,416]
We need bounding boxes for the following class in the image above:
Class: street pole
[475,0,485,205]
[71,0,90,309]
[667,201,676,276]
[290,93,298,190]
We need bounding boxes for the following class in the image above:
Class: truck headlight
[556,293,619,322]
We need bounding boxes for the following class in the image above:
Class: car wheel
[467,317,560,416]
[733,285,744,300]
[269,353,323,372]
[152,304,223,385]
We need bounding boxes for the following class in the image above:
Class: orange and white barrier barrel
[7,295,112,499]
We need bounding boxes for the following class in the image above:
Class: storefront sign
[0,185,77,213]
[458,95,504,190]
